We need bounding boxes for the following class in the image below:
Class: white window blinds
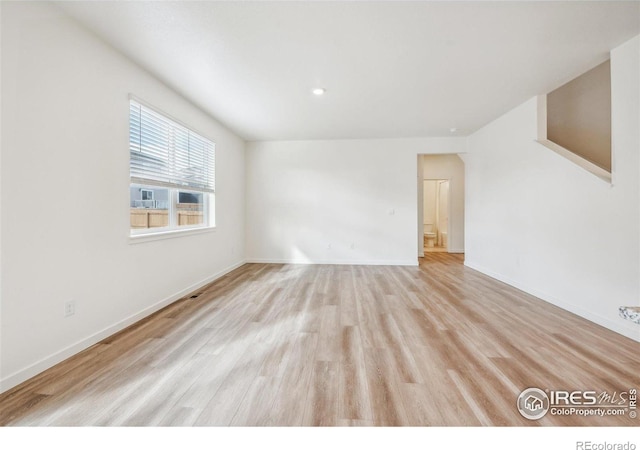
[129,99,215,193]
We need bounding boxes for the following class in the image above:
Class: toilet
[424,224,436,248]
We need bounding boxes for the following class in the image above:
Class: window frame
[128,96,216,240]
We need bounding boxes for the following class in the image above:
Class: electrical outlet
[64,300,75,317]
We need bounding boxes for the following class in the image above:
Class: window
[129,98,215,235]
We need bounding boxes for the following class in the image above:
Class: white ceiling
[56,1,640,141]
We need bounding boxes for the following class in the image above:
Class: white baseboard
[246,257,418,266]
[464,260,640,343]
[448,248,465,254]
[0,260,246,394]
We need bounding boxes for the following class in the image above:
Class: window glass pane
[130,185,170,230]
[177,190,205,227]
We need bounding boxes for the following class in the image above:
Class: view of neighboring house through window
[129,98,215,235]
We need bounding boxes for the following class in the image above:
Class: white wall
[245,138,465,265]
[423,155,465,252]
[463,35,640,342]
[0,2,3,393]
[0,2,246,392]
[423,181,437,227]
[438,181,449,236]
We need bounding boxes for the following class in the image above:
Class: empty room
[1,0,639,445]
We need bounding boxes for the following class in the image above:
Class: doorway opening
[417,154,465,258]
[423,179,449,253]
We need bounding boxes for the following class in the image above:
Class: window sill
[129,226,216,244]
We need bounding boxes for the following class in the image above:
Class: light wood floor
[1,254,638,426]
[424,246,448,253]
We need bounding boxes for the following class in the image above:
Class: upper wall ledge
[535,95,612,184]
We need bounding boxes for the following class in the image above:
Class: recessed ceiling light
[450,127,457,133]
[312,88,326,96]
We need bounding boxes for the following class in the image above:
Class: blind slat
[129,100,215,192]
